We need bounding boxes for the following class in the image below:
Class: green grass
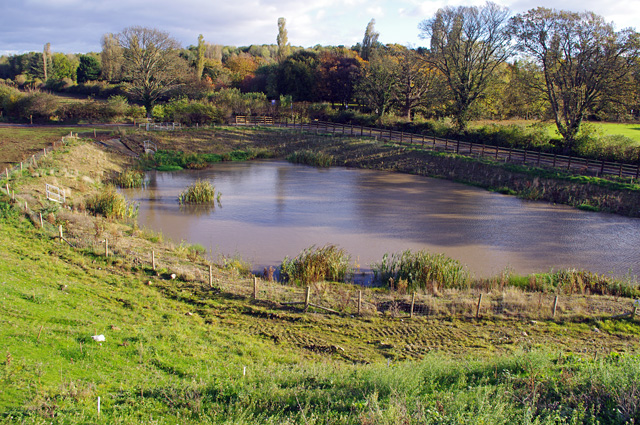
[85,185,139,220]
[286,150,334,167]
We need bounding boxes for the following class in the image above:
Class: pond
[122,160,640,281]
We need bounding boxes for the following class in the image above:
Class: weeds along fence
[266,118,640,181]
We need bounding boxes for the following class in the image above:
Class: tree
[77,55,101,83]
[316,48,362,107]
[116,26,189,115]
[277,50,318,101]
[50,53,77,81]
[101,33,123,82]
[390,46,440,120]
[510,8,640,150]
[43,43,51,82]
[195,34,206,80]
[277,17,290,62]
[419,2,512,130]
[356,52,398,117]
[361,19,380,61]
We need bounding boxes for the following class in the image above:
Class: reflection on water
[122,160,640,279]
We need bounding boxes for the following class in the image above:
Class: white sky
[0,0,638,55]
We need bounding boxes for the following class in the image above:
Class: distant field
[471,119,640,143]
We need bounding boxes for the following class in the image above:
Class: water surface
[123,161,640,279]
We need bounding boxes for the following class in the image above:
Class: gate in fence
[46,184,65,204]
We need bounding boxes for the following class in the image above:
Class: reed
[178,180,218,205]
[280,244,352,285]
[372,250,471,293]
[111,169,145,188]
[286,150,334,167]
[85,185,138,220]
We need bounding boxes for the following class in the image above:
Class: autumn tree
[356,52,398,117]
[101,33,123,82]
[419,2,512,130]
[277,17,291,62]
[116,26,189,115]
[510,8,640,150]
[316,48,362,107]
[390,46,440,120]
[276,50,318,101]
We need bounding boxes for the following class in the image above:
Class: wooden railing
[277,119,640,180]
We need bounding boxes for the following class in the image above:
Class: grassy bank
[1,129,640,423]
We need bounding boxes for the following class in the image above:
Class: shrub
[280,245,352,285]
[85,185,138,220]
[178,180,218,205]
[372,250,471,293]
[528,269,638,297]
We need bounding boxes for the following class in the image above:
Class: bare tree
[419,2,512,130]
[101,33,123,82]
[117,26,188,115]
[510,8,640,150]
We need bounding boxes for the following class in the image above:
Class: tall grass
[287,150,334,167]
[372,250,471,293]
[280,245,352,285]
[85,185,138,219]
[528,269,639,297]
[111,169,145,188]
[178,180,219,205]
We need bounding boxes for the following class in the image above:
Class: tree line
[1,3,639,151]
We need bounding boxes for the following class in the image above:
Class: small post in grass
[5,168,9,180]
[552,295,559,318]
[105,239,109,258]
[304,286,311,311]
[97,397,101,416]
[58,225,63,240]
[152,250,156,270]
[410,292,416,318]
[358,290,362,315]
[209,265,213,288]
[253,276,258,299]
[476,294,483,319]
[39,212,43,228]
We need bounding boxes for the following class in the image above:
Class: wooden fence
[274,118,640,180]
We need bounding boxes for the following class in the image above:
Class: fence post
[59,225,63,241]
[636,164,640,180]
[476,294,483,318]
[508,147,512,162]
[152,250,156,270]
[456,140,460,154]
[304,286,311,311]
[39,212,43,228]
[410,292,416,318]
[537,151,541,166]
[105,239,109,258]
[552,295,558,318]
[619,163,623,178]
[495,146,499,160]
[445,139,448,150]
[253,276,258,299]
[523,149,527,164]
[553,154,557,168]
[358,290,362,315]
[567,155,572,170]
[209,265,213,288]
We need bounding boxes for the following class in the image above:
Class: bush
[372,250,471,293]
[280,245,352,285]
[85,185,138,220]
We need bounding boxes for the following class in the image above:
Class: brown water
[122,160,640,280]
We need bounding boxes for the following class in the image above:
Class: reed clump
[111,169,145,188]
[372,250,471,293]
[85,185,138,220]
[280,245,351,285]
[528,269,639,297]
[286,150,334,167]
[178,180,219,205]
